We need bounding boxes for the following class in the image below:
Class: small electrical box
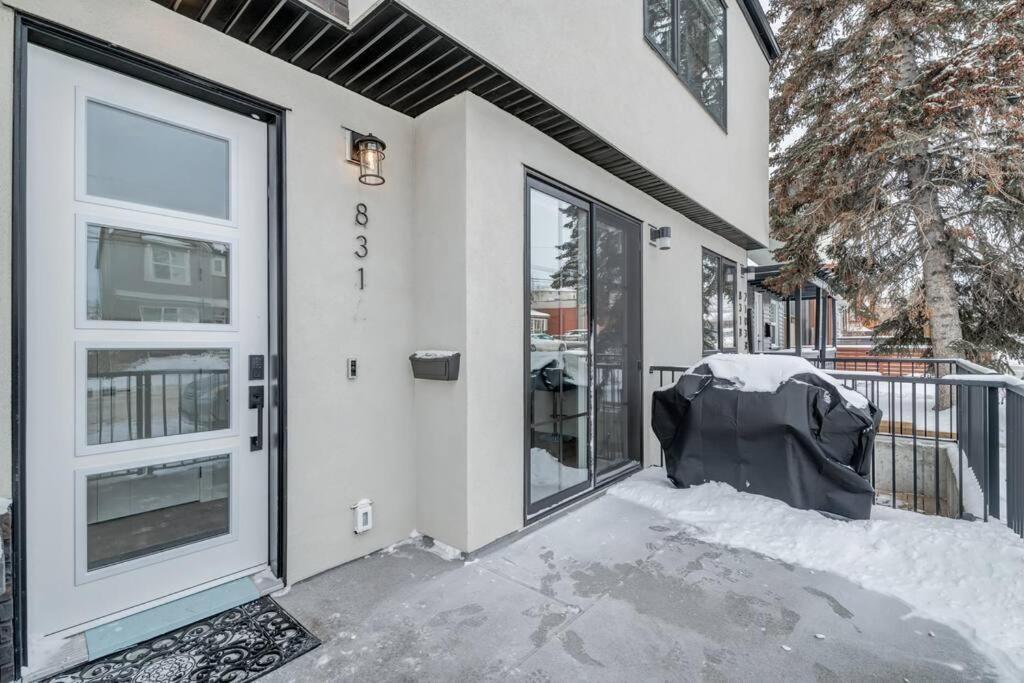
[352,498,373,534]
[347,358,358,379]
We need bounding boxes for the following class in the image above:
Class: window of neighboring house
[211,255,227,277]
[145,244,190,285]
[828,297,837,346]
[789,299,815,348]
[140,306,200,323]
[644,0,727,128]
[702,249,737,353]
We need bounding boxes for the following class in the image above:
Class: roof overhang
[738,0,781,63]
[151,0,766,250]
[746,264,841,301]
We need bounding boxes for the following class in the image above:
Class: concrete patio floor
[267,485,996,682]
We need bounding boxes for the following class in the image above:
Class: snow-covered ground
[530,447,587,501]
[610,467,1024,677]
[839,376,958,434]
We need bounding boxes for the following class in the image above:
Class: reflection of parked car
[530,333,567,352]
[180,373,230,429]
[560,329,589,349]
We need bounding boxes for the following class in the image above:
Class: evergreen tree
[551,205,583,290]
[768,0,1024,368]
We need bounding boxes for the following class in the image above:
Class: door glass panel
[85,100,230,219]
[530,417,589,505]
[86,454,230,571]
[86,349,231,446]
[528,186,590,506]
[702,253,719,351]
[722,262,736,349]
[594,211,632,476]
[86,224,230,324]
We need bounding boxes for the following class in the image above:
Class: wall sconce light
[347,130,387,186]
[649,225,672,250]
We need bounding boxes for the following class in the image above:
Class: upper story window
[644,0,727,128]
[702,249,737,353]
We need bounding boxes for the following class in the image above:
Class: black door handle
[249,385,265,451]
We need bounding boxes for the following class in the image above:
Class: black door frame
[523,171,644,522]
[591,204,645,485]
[11,16,289,670]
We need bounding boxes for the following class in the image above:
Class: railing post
[987,385,1001,520]
[793,288,802,357]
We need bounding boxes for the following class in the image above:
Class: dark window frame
[643,0,728,130]
[701,248,738,355]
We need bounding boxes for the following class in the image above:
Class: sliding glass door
[526,182,592,510]
[525,177,642,517]
[593,206,642,481]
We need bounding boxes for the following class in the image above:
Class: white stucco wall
[411,97,470,550]
[355,0,771,249]
[0,0,762,594]
[433,92,747,551]
[0,0,421,584]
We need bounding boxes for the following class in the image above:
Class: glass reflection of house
[529,309,550,333]
[529,287,587,337]
[88,225,230,324]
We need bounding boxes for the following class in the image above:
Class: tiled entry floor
[266,490,995,681]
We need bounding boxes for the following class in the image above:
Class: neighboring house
[529,288,583,338]
[745,263,845,362]
[0,0,778,677]
[745,246,847,361]
[89,225,231,324]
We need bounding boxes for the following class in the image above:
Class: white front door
[25,45,270,637]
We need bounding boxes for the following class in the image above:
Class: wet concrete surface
[266,492,997,682]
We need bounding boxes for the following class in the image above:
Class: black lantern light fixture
[352,132,386,186]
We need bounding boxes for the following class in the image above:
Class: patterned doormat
[45,597,319,682]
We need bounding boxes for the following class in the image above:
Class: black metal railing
[88,368,230,445]
[648,357,1024,539]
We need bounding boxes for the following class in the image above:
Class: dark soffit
[151,0,766,250]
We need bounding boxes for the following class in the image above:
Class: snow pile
[610,468,1024,676]
[382,530,464,562]
[692,353,870,409]
[531,447,588,500]
[128,352,229,372]
[411,350,458,359]
[422,536,464,562]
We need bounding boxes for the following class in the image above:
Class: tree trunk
[907,158,963,408]
[920,219,963,361]
[899,37,964,408]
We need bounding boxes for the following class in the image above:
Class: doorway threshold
[526,462,643,524]
[23,567,282,681]
[84,578,260,659]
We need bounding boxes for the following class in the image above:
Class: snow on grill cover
[652,354,882,520]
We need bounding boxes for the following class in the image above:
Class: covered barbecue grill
[651,355,881,519]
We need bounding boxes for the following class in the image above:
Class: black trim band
[153,0,765,250]
[738,0,781,62]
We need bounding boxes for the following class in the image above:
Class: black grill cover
[652,364,881,520]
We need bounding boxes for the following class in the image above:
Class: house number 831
[355,203,368,289]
